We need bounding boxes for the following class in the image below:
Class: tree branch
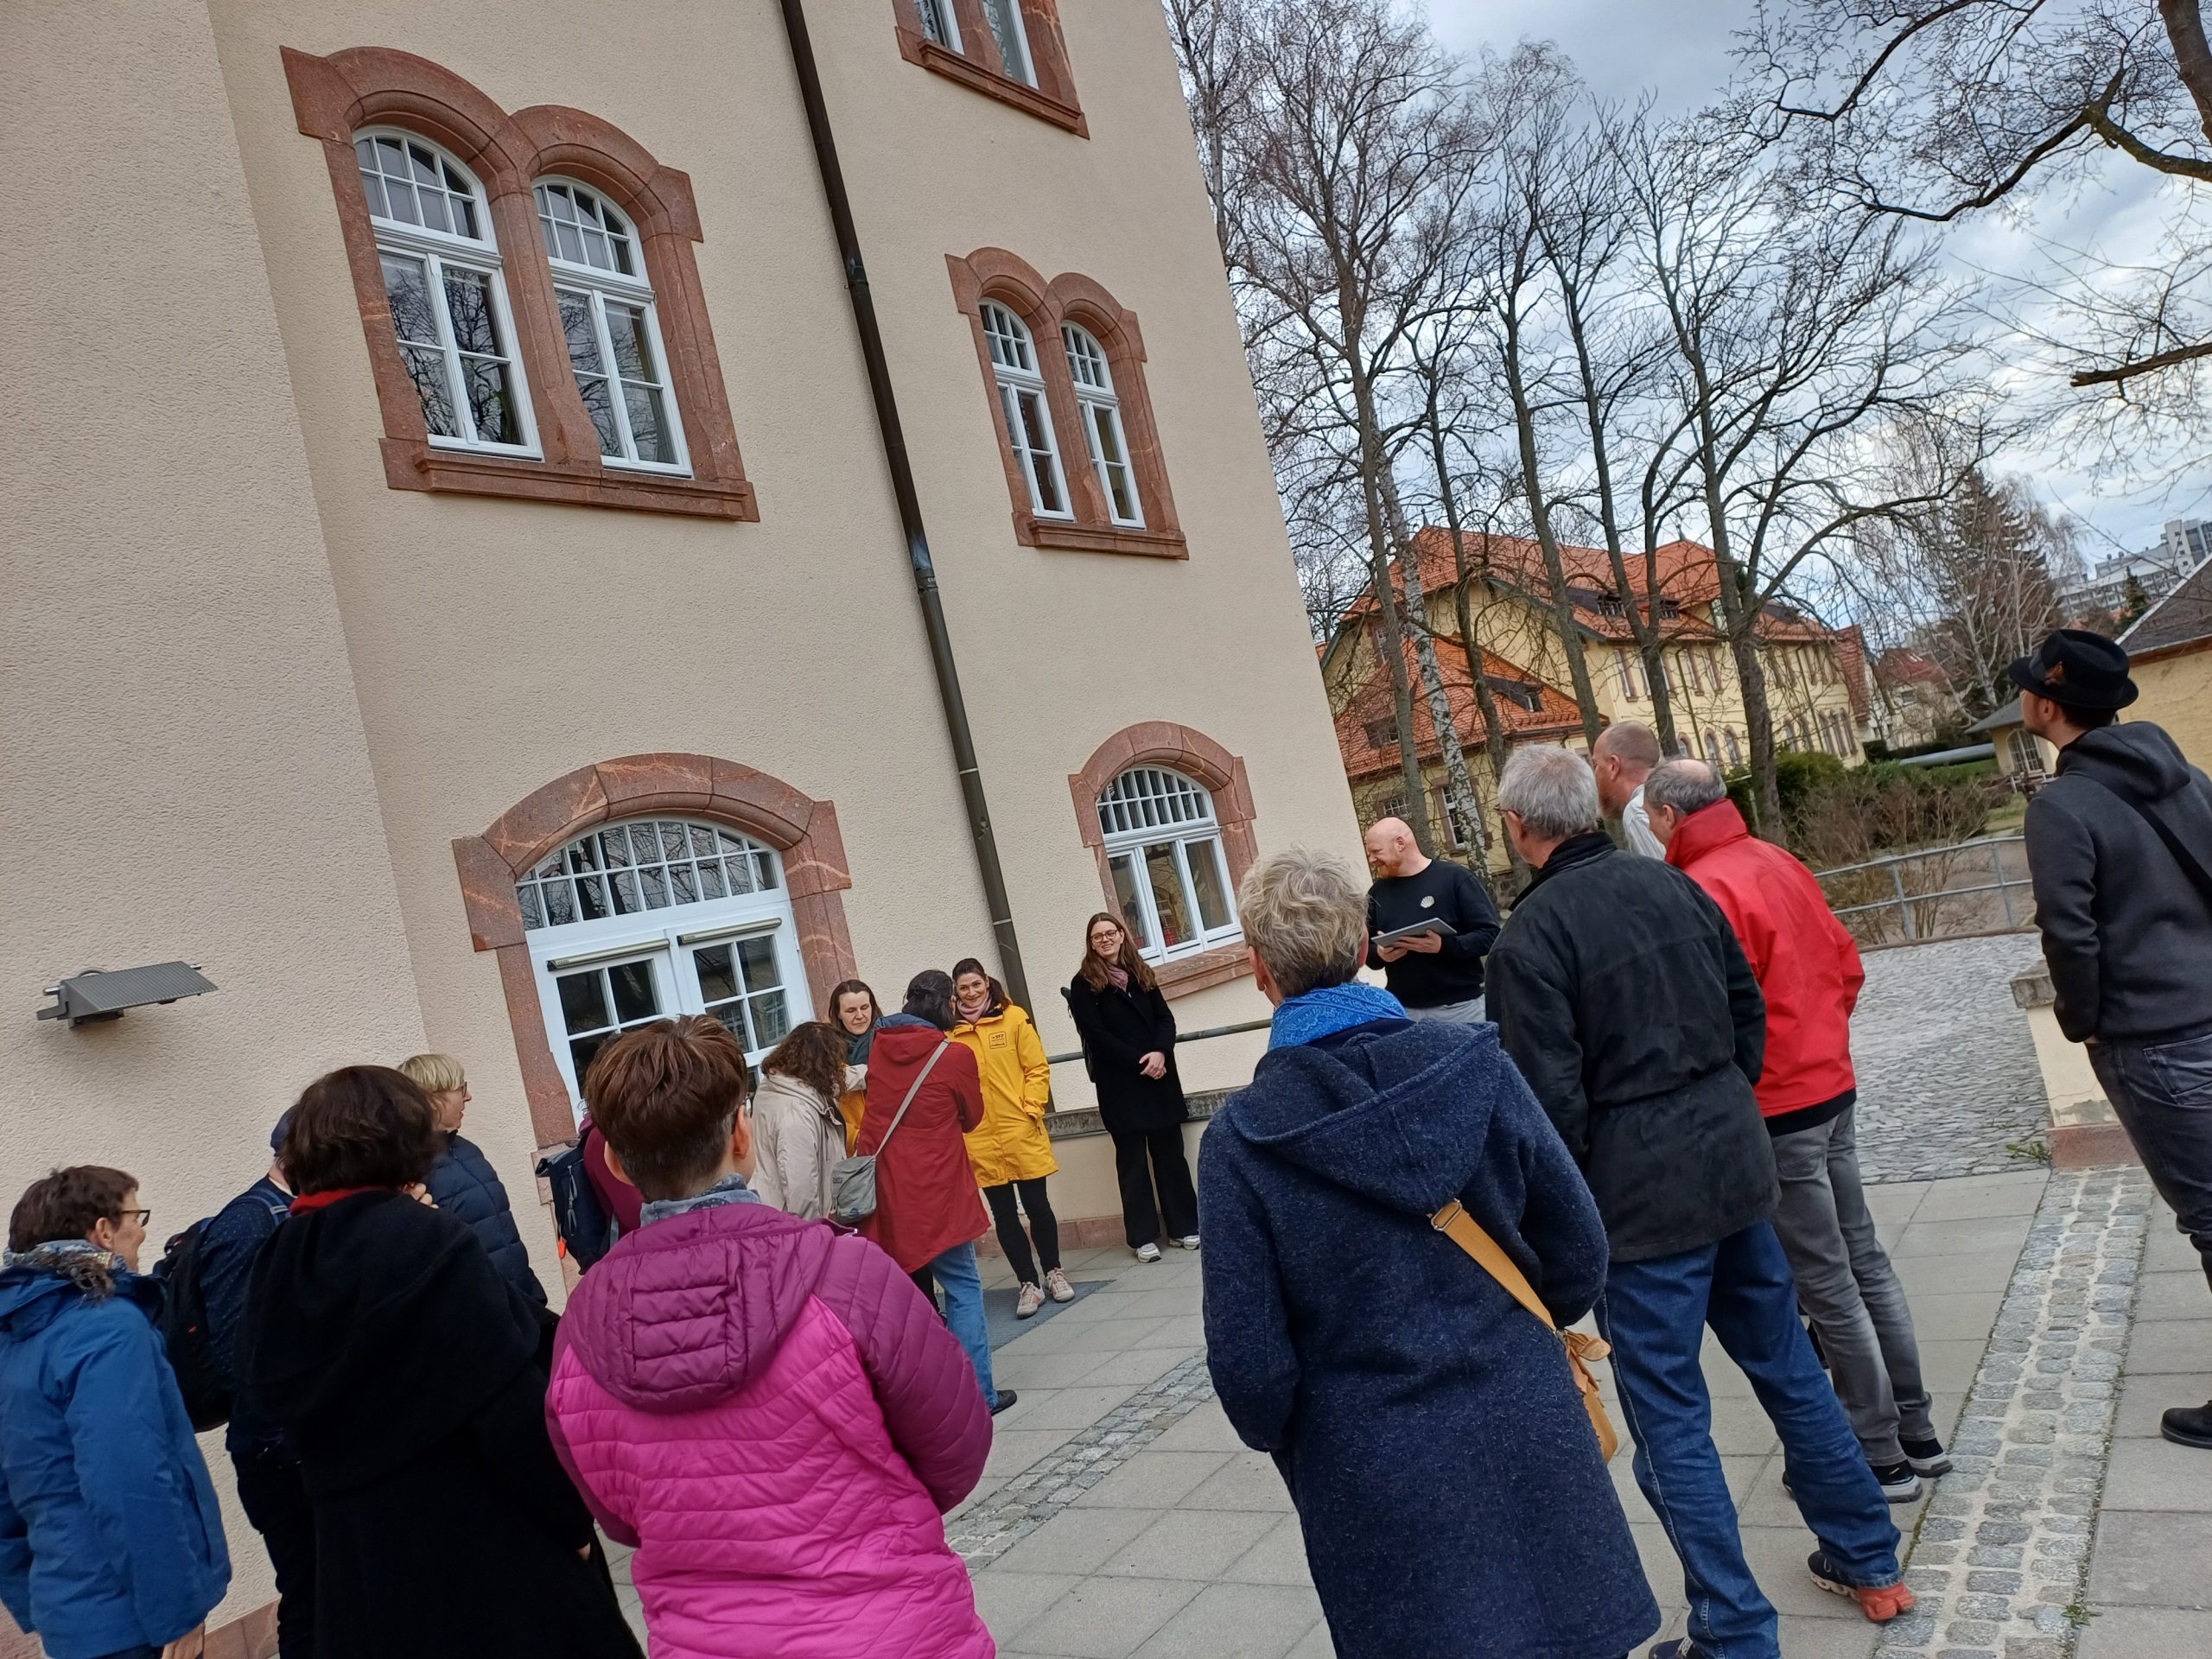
[2161,0,2212,143]
[2069,336,2212,386]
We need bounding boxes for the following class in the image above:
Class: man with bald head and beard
[1362,816,1501,1024]
[1592,721,1667,857]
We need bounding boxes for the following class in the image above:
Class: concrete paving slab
[1103,1508,1281,1581]
[2101,1438,2212,1512]
[1128,1581,1327,1659]
[972,1570,1083,1645]
[1890,1213,2036,1257]
[1180,1450,1296,1512]
[2113,1371,2212,1438]
[2087,1510,2212,1607]
[2119,1318,2212,1376]
[995,1505,1160,1577]
[2075,1604,2212,1658]
[2133,1269,2212,1323]
[1222,1515,1315,1586]
[1072,1450,1231,1510]
[1010,1575,1205,1659]
[1147,1400,1243,1452]
[1908,1172,2050,1221]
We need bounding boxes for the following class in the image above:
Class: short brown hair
[9,1166,137,1253]
[584,1016,748,1202]
[282,1065,442,1195]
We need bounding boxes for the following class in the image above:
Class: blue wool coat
[1199,1017,1660,1659]
[426,1133,547,1306]
[0,1261,230,1659]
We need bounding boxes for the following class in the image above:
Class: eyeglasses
[118,1209,151,1228]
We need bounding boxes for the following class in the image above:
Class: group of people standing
[0,914,1208,1659]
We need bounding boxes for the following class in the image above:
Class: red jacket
[1665,800,1865,1116]
[856,1022,988,1273]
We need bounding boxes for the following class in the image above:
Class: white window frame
[981,302,1071,519]
[355,129,539,458]
[980,0,1038,84]
[536,178,690,475]
[917,0,962,48]
[517,818,809,1115]
[1062,324,1144,527]
[1096,767,1242,963]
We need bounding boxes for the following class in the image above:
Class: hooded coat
[2026,721,2212,1043]
[1198,1017,1660,1659]
[856,1021,988,1273]
[0,1253,229,1659]
[546,1203,993,1659]
[750,1070,847,1219]
[238,1192,640,1659]
[1666,798,1866,1115]
[951,1001,1058,1185]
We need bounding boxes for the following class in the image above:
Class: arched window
[982,302,1069,518]
[518,818,804,1107]
[536,180,686,471]
[1725,728,1744,766]
[1704,730,1721,765]
[355,130,535,454]
[1096,768,1241,962]
[1062,324,1142,526]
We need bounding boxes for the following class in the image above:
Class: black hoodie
[2026,721,2212,1043]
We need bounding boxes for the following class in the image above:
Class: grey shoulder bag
[830,1039,950,1224]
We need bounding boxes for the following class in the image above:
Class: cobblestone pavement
[1851,933,2048,1184]
[1876,1166,2152,1659]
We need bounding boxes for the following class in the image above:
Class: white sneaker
[1175,1235,1201,1251]
[1045,1268,1076,1303]
[1015,1282,1046,1319]
[1135,1242,1162,1262]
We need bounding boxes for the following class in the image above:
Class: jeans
[1403,995,1486,1025]
[983,1178,1061,1285]
[915,1242,999,1409]
[1599,1222,1902,1659]
[2091,1030,2212,1293]
[1770,1108,1933,1465]
[1111,1123,1198,1248]
[232,1439,315,1656]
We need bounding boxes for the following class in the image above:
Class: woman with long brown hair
[1064,912,1198,1262]
[751,1022,852,1220]
[826,980,880,1153]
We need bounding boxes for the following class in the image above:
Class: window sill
[382,440,759,520]
[900,33,1088,136]
[1023,516,1188,559]
[1151,941,1251,1000]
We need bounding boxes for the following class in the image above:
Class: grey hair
[1497,747,1601,841]
[1645,759,1729,817]
[1235,847,1370,998]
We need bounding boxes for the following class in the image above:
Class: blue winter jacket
[424,1133,546,1306]
[0,1255,230,1659]
[1199,1016,1659,1659]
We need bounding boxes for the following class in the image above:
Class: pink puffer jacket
[546,1200,995,1658]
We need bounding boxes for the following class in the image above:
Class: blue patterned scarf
[1268,981,1408,1050]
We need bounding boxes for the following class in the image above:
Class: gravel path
[1851,932,2049,1184]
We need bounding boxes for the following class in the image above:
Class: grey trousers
[1770,1107,1933,1465]
[2089,1030,2212,1292]
[1403,995,1485,1025]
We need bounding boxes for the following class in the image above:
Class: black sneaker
[989,1389,1019,1417]
[1901,1433,1953,1477]
[2163,1401,2212,1449]
[1648,1641,1714,1659]
[1871,1459,1923,1503]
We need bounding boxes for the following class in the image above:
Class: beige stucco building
[2,3,1358,1647]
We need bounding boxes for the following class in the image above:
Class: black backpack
[152,1219,231,1432]
[538,1125,617,1271]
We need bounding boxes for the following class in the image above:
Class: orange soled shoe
[1808,1551,1917,1622]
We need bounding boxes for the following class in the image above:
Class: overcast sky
[1423,0,2207,562]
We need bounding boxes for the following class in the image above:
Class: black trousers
[983,1178,1061,1284]
[1111,1123,1198,1248]
[232,1440,315,1657]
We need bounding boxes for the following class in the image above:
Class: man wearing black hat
[2016,627,2212,1452]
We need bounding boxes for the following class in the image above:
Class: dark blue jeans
[1598,1221,1902,1659]
[2090,1030,2212,1291]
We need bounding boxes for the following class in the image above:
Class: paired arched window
[1096,767,1241,962]
[982,302,1070,518]
[518,818,804,1107]
[1063,325,1141,527]
[537,181,686,470]
[357,131,534,454]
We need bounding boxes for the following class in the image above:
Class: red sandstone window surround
[892,0,1086,134]
[948,250,1185,559]
[283,47,757,521]
[1070,723,1257,997]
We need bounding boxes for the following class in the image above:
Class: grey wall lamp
[39,963,217,1027]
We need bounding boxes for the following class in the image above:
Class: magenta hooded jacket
[545,1200,995,1659]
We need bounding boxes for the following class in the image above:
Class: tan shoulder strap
[1431,1199,1555,1331]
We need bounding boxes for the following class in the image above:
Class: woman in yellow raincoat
[950,958,1070,1319]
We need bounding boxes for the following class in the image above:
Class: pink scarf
[1107,966,1131,991]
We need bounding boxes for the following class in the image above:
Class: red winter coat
[1665,800,1865,1116]
[856,1021,988,1273]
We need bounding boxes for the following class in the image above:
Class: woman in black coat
[240,1065,640,1659]
[1065,912,1198,1260]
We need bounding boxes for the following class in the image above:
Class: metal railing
[1045,1017,1270,1068]
[1814,835,2033,944]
